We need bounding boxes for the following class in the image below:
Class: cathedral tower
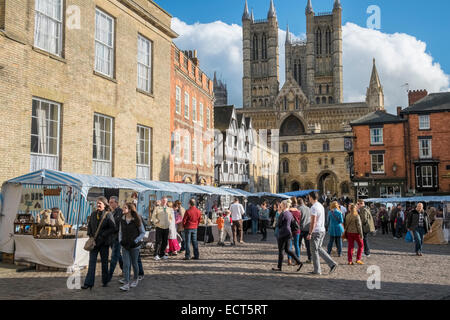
[304,0,343,105]
[242,0,280,109]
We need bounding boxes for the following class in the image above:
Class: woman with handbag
[82,197,116,290]
[344,204,364,265]
[327,201,344,257]
[272,199,303,272]
[118,202,146,291]
[174,200,186,252]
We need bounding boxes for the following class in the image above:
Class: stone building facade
[213,72,228,106]
[238,0,384,196]
[0,0,176,185]
[170,45,215,185]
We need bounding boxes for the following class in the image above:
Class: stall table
[13,235,89,269]
[197,224,219,243]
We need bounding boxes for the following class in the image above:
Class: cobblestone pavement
[0,230,449,300]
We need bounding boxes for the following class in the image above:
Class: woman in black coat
[82,196,116,289]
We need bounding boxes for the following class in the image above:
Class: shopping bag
[405,231,413,243]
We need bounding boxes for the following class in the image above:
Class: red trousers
[347,232,364,262]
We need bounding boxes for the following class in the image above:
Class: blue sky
[159,0,450,74]
[159,0,450,112]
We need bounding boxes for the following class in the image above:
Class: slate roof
[214,105,235,132]
[401,92,450,114]
[350,110,406,126]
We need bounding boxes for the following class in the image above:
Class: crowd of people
[80,192,436,291]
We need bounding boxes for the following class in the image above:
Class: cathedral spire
[285,23,291,44]
[306,0,314,14]
[242,0,250,20]
[268,0,276,19]
[366,58,385,111]
[333,0,342,10]
[369,58,381,88]
[250,8,254,22]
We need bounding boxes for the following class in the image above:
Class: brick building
[350,110,407,199]
[0,0,177,185]
[401,91,450,195]
[170,46,214,185]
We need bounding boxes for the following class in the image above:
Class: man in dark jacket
[390,205,400,238]
[406,202,431,256]
[357,200,375,257]
[108,196,123,282]
[182,199,202,260]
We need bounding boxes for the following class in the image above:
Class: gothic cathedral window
[262,33,267,60]
[326,28,332,55]
[315,28,322,55]
[253,34,258,60]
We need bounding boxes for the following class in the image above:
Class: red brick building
[401,91,450,195]
[169,45,214,185]
[350,110,407,199]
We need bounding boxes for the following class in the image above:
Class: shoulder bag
[84,212,108,251]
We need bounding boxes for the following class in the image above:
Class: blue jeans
[252,220,258,234]
[327,235,342,256]
[108,239,123,280]
[289,233,301,259]
[84,245,109,287]
[122,246,140,284]
[396,223,404,238]
[184,229,199,259]
[138,253,144,276]
[413,227,425,253]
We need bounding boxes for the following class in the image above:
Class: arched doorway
[317,171,338,197]
[291,181,300,191]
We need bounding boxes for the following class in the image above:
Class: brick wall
[0,0,175,185]
[408,90,428,106]
[170,45,215,185]
[352,123,406,179]
[407,113,450,192]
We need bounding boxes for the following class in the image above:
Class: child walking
[216,212,225,246]
[221,210,233,245]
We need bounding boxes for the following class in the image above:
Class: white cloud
[172,18,450,113]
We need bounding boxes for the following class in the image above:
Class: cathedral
[237,0,385,197]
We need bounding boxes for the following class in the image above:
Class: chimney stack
[408,89,428,106]
[397,106,402,116]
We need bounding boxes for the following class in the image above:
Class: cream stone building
[238,0,385,197]
[0,0,177,185]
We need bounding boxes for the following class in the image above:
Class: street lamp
[392,163,398,174]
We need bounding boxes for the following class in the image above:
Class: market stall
[0,169,151,269]
[365,196,450,244]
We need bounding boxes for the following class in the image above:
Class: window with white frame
[184,135,190,163]
[184,92,190,119]
[370,127,383,145]
[419,139,432,159]
[95,9,114,77]
[192,97,197,122]
[34,0,63,56]
[371,154,385,174]
[137,35,152,93]
[173,131,181,163]
[175,86,181,114]
[192,138,197,164]
[199,140,203,166]
[421,166,433,188]
[136,125,152,180]
[31,98,60,171]
[93,113,113,176]
[206,108,210,128]
[419,115,430,130]
[199,103,204,127]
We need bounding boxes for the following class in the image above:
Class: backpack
[290,217,300,235]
